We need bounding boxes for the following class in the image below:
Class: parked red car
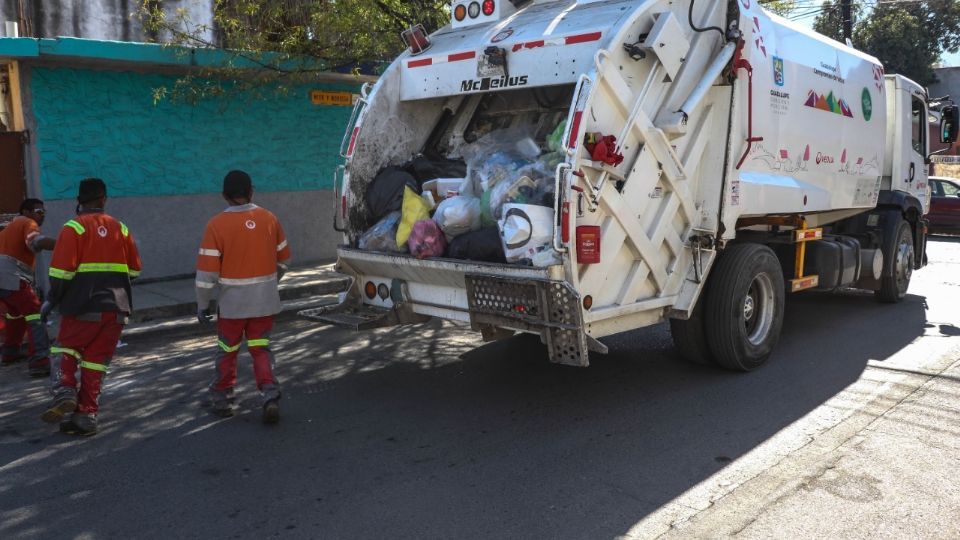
[928,176,960,235]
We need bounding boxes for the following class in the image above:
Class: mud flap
[465,274,591,367]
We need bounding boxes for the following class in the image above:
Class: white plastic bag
[498,203,556,265]
[433,196,481,240]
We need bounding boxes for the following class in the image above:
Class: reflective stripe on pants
[0,280,49,365]
[50,313,124,415]
[210,315,280,403]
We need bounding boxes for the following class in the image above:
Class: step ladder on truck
[301,0,960,370]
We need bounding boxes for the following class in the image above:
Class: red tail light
[401,24,431,55]
[576,226,601,264]
[482,0,495,16]
[561,201,570,244]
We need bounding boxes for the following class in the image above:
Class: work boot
[59,413,98,437]
[208,387,236,418]
[261,398,280,425]
[41,390,77,423]
[210,400,235,418]
[28,357,50,378]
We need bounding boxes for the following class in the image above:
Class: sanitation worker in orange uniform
[0,198,55,376]
[41,178,142,436]
[196,170,290,423]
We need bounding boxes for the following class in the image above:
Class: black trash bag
[366,167,420,222]
[403,151,467,184]
[446,227,506,263]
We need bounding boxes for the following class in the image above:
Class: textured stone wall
[29,66,358,200]
[0,0,215,42]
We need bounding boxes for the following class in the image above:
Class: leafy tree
[813,0,960,86]
[759,0,798,17]
[811,0,862,43]
[139,0,449,101]
[855,6,941,85]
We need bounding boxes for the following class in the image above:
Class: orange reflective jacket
[196,204,291,318]
[0,216,41,268]
[48,211,142,315]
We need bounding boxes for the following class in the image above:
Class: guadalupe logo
[245,220,256,230]
[861,88,872,121]
[773,56,784,87]
[97,226,108,237]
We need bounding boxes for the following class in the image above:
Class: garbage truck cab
[304,0,959,370]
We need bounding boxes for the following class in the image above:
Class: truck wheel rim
[743,273,775,346]
[895,238,913,293]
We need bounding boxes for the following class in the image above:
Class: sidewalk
[648,351,960,539]
[130,262,350,323]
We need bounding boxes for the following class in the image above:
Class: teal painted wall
[29,66,358,200]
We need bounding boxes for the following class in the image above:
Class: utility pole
[841,0,853,43]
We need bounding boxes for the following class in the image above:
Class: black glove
[197,306,213,325]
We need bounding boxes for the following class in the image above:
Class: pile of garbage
[359,123,567,267]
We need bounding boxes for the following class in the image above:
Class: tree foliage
[813,0,960,86]
[811,0,862,43]
[143,0,449,65]
[759,0,797,17]
[139,0,449,101]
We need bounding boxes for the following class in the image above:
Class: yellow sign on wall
[310,90,354,106]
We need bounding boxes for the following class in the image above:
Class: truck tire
[876,217,914,303]
[704,243,785,371]
[669,297,715,366]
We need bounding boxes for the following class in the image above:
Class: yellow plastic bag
[396,186,432,248]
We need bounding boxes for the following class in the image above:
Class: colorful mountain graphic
[804,90,854,118]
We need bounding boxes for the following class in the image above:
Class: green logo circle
[861,88,872,121]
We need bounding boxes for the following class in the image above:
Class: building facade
[0,37,373,280]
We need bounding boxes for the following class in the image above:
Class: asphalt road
[1,237,958,539]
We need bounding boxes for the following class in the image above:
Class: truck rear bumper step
[298,302,396,330]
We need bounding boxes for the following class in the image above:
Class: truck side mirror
[941,105,959,144]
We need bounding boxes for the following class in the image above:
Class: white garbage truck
[302,0,960,370]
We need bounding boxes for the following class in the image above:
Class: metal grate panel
[544,281,588,366]
[465,275,589,366]
[466,275,542,320]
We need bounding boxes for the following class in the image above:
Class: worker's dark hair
[223,170,253,199]
[77,178,107,205]
[19,198,44,214]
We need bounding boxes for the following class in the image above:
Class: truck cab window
[911,96,926,155]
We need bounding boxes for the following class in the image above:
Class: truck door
[898,92,930,212]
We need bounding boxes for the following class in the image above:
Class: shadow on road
[0,288,930,539]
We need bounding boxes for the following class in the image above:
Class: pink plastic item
[408,220,447,259]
